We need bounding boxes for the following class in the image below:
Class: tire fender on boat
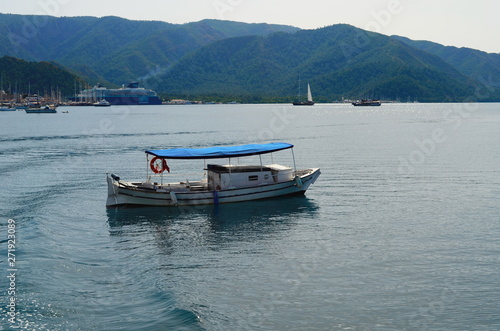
[294,175,303,188]
[169,191,178,206]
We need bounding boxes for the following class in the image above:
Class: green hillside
[0,14,298,85]
[151,25,476,102]
[0,56,84,97]
[392,36,500,101]
[1,13,499,102]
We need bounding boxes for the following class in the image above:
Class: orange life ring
[150,157,170,174]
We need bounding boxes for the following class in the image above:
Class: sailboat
[293,82,314,106]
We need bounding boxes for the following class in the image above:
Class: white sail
[307,83,313,102]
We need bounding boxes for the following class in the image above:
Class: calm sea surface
[0,103,499,330]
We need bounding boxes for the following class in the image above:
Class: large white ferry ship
[75,82,162,105]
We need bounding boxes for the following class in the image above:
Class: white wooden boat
[106,143,320,207]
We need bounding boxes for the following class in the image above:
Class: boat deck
[117,167,317,194]
[123,180,208,193]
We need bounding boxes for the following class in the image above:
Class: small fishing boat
[25,105,57,113]
[352,99,381,106]
[106,142,320,207]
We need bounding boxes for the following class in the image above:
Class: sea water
[0,103,499,330]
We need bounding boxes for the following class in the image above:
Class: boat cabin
[206,164,294,190]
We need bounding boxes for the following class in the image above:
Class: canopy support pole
[146,154,150,182]
[291,148,297,174]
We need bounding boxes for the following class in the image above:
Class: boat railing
[146,172,206,184]
[147,172,206,178]
[294,169,313,177]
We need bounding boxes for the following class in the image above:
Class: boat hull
[352,101,381,106]
[293,101,315,106]
[25,108,57,113]
[104,96,162,105]
[106,168,320,207]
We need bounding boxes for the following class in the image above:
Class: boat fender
[294,175,303,188]
[169,191,178,206]
[213,191,219,205]
[150,157,170,174]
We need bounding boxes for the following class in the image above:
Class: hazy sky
[3,0,499,53]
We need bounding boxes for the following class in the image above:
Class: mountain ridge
[392,35,500,93]
[150,24,477,102]
[1,13,499,102]
[0,13,299,85]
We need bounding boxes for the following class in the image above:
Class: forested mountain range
[0,13,298,86]
[391,36,500,99]
[150,25,485,102]
[1,13,499,102]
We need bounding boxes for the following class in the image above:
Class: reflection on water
[106,196,319,253]
[107,195,319,230]
[104,196,320,330]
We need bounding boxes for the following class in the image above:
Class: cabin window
[248,175,259,181]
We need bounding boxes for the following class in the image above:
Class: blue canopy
[146,142,293,159]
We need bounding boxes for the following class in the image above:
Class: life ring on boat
[150,157,170,174]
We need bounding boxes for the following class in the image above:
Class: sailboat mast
[292,76,314,106]
[297,75,301,102]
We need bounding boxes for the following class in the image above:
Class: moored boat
[25,105,57,113]
[352,99,381,106]
[94,99,111,107]
[73,82,162,105]
[106,142,320,207]
[293,83,315,106]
